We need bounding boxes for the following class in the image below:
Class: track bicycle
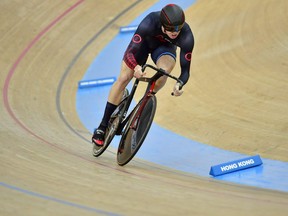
[92,64,183,166]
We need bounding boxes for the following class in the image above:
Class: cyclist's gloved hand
[172,82,184,97]
[134,65,146,78]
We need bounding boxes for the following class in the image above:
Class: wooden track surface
[1,0,287,215]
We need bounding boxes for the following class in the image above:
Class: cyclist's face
[164,29,181,39]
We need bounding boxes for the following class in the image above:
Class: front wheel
[117,95,157,166]
[93,89,129,157]
[92,116,120,157]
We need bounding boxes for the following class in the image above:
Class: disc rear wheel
[117,95,157,166]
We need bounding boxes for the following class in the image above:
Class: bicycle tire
[117,95,157,166]
[92,89,129,157]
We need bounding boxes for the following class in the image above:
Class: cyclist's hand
[134,65,146,78]
[172,82,183,97]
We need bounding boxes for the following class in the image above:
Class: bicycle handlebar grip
[171,80,184,96]
[142,65,147,72]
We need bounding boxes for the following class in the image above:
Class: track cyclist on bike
[92,4,194,146]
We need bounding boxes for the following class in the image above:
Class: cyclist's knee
[116,62,134,86]
[156,55,176,73]
[116,75,129,86]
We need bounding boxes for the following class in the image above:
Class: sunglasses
[163,23,184,32]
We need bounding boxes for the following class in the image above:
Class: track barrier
[78,77,116,89]
[209,155,263,177]
[119,25,138,33]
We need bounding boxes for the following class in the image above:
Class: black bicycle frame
[117,64,182,133]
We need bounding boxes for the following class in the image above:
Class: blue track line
[0,182,121,216]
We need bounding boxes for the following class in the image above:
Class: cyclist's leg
[93,51,149,145]
[100,45,149,126]
[154,55,176,92]
[108,61,134,105]
[92,62,133,145]
[151,44,177,92]
[100,43,149,128]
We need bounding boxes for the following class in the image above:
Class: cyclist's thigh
[119,61,134,82]
[109,62,134,104]
[123,41,149,68]
[151,44,176,72]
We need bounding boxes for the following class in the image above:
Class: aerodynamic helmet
[160,4,185,32]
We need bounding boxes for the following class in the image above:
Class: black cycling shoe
[92,129,105,146]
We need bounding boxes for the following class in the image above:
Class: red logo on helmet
[132,34,142,43]
[185,52,192,61]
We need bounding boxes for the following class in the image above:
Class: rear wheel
[117,95,157,166]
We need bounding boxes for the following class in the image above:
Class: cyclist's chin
[168,34,179,40]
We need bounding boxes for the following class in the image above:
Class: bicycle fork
[130,81,156,130]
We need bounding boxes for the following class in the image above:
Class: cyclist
[92,4,194,146]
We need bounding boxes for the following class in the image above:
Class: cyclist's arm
[178,30,194,85]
